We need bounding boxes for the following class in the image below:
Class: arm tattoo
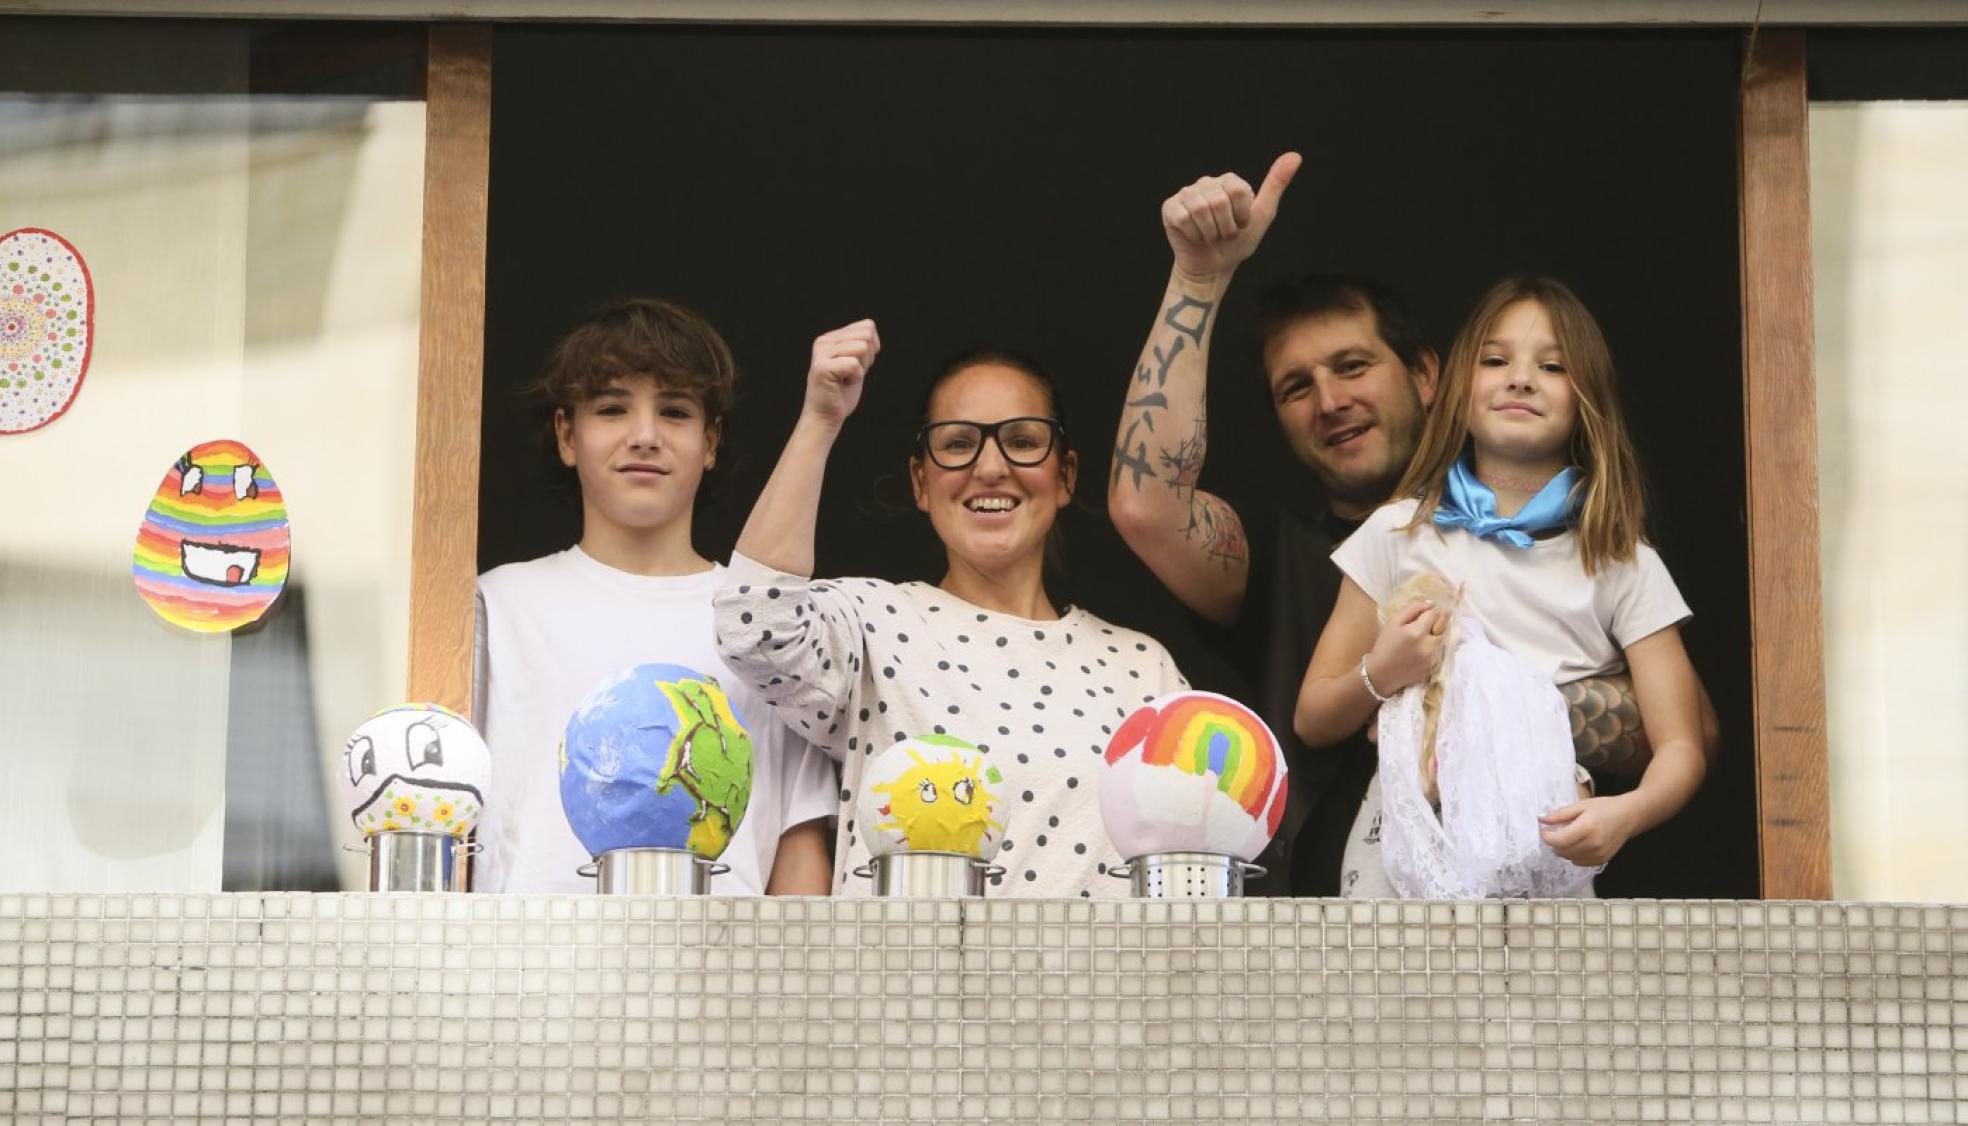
[1163,295,1214,345]
[1183,492,1248,568]
[1113,295,1217,494]
[1563,674,1652,783]
[1158,414,1206,497]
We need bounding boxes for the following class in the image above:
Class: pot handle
[850,863,875,880]
[1106,863,1133,879]
[575,861,600,878]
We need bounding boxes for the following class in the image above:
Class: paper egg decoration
[560,663,755,859]
[856,735,1007,860]
[1099,691,1289,862]
[0,228,93,435]
[132,439,290,633]
[340,703,489,838]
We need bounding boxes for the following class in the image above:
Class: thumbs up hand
[1162,151,1301,282]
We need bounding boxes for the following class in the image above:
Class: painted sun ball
[340,703,490,839]
[132,439,290,633]
[0,228,93,435]
[560,663,755,860]
[1098,690,1289,863]
[856,735,1007,861]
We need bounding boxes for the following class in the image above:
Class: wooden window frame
[391,19,1837,896]
[1738,28,1831,899]
[406,23,491,716]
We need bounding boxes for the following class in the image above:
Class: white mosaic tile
[0,894,1964,1122]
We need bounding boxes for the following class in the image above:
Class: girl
[714,320,1188,897]
[1293,277,1705,895]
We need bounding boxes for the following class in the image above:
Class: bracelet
[1358,655,1393,704]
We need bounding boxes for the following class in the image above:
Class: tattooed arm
[1108,153,1301,626]
[1565,672,1723,786]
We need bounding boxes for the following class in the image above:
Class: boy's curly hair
[535,296,737,425]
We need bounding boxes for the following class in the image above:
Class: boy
[474,297,836,894]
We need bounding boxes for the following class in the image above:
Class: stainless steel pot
[1107,851,1266,898]
[852,851,1004,897]
[577,847,727,895]
[351,830,477,892]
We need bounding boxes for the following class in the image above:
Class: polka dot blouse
[713,553,1189,898]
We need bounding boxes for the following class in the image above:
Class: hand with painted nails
[1162,152,1302,282]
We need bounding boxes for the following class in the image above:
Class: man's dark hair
[1254,273,1431,373]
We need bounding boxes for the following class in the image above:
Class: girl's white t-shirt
[473,548,840,895]
[1331,498,1692,684]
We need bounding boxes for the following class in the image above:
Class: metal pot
[1107,851,1266,898]
[350,830,478,892]
[852,851,1004,897]
[577,847,727,895]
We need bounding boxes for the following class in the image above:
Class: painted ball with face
[560,663,755,860]
[0,227,93,435]
[132,439,289,633]
[855,735,1007,860]
[340,703,490,838]
[1098,691,1288,863]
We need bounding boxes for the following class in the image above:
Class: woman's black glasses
[916,417,1065,470]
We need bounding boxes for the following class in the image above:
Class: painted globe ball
[560,663,754,860]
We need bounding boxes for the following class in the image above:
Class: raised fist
[804,319,881,427]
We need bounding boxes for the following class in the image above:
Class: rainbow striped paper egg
[1098,691,1288,863]
[132,439,290,633]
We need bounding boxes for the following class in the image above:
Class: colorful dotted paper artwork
[560,663,755,860]
[1099,690,1289,863]
[0,228,94,435]
[340,703,490,838]
[856,735,1007,860]
[132,439,290,633]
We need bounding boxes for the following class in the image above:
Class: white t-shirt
[712,552,1190,899]
[473,547,839,894]
[1331,498,1692,684]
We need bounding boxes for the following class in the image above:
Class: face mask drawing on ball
[341,704,489,839]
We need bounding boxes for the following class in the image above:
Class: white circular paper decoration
[340,703,490,838]
[856,734,1007,860]
[560,663,755,860]
[0,228,93,434]
[1098,690,1288,862]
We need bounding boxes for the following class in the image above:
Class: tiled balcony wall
[1,894,1962,1124]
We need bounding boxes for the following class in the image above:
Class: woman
[714,320,1188,896]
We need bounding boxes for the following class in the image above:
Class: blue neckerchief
[1432,454,1581,548]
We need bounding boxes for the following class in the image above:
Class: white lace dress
[1371,616,1599,899]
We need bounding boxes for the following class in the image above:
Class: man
[1107,154,1705,894]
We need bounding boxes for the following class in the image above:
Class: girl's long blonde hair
[1395,276,1646,575]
